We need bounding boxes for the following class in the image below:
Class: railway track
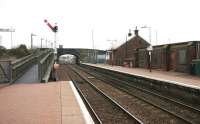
[64,64,142,124]
[75,64,200,124]
[82,65,200,109]
[57,64,200,124]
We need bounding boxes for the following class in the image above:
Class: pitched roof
[114,35,150,50]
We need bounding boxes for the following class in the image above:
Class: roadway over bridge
[57,48,106,64]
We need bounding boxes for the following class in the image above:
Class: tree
[8,44,30,58]
[0,45,6,57]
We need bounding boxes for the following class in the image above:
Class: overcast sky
[0,0,200,50]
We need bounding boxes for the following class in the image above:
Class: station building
[109,29,200,74]
[109,29,150,67]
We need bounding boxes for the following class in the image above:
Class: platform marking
[69,81,95,124]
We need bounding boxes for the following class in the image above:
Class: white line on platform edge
[69,81,95,124]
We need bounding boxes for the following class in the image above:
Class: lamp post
[10,27,15,48]
[141,26,151,43]
[141,26,153,72]
[92,29,94,63]
[48,40,50,48]
[45,38,48,48]
[107,40,117,66]
[0,28,15,48]
[147,45,153,72]
[41,38,44,48]
[31,33,36,49]
[91,29,97,64]
[155,30,158,45]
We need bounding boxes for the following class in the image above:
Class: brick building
[109,29,200,74]
[111,29,150,67]
[151,41,200,73]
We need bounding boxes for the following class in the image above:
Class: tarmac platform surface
[14,64,39,83]
[0,81,93,124]
[84,63,200,89]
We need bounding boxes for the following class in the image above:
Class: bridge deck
[0,81,93,124]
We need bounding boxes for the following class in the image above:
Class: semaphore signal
[44,19,58,55]
[44,19,58,33]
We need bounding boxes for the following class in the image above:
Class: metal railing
[0,49,54,83]
[0,60,11,83]
[38,51,54,82]
[11,55,37,82]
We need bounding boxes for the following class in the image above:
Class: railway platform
[0,83,9,89]
[0,81,93,124]
[84,63,200,89]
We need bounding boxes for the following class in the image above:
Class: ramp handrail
[38,51,54,82]
[0,49,54,83]
[11,55,37,82]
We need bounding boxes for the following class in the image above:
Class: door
[169,50,176,71]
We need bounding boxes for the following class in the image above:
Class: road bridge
[57,48,106,64]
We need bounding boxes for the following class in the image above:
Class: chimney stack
[134,26,139,36]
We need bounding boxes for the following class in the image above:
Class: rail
[81,64,200,108]
[71,79,102,124]
[68,65,143,124]
[80,64,200,124]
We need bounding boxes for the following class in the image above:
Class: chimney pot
[134,26,139,36]
[134,29,139,36]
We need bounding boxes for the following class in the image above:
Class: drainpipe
[196,42,199,59]
[125,36,127,58]
[198,42,200,59]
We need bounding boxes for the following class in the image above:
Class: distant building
[59,45,63,48]
[96,50,106,63]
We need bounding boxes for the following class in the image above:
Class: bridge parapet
[38,51,54,82]
[0,49,54,83]
[36,49,53,62]
[12,55,37,82]
[0,60,11,83]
